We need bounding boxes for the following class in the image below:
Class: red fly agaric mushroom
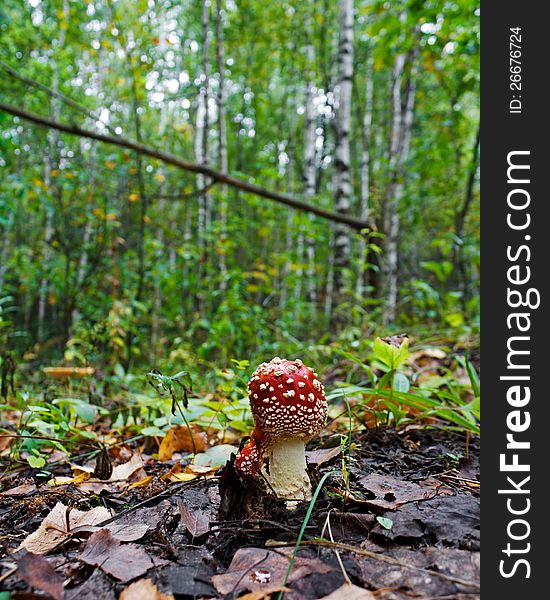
[235,357,328,502]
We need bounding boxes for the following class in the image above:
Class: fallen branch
[0,102,369,231]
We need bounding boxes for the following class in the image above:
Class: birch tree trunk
[303,19,318,307]
[280,83,297,311]
[383,40,418,324]
[216,0,228,290]
[332,0,354,305]
[196,0,211,294]
[356,53,373,299]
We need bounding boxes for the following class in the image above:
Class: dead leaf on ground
[19,502,111,555]
[80,529,168,582]
[104,452,144,482]
[106,500,173,542]
[237,587,292,600]
[178,498,210,539]
[306,446,342,466]
[357,546,479,597]
[12,548,65,600]
[0,435,14,452]
[0,483,37,496]
[320,583,376,600]
[119,578,174,600]
[357,474,448,512]
[158,425,207,461]
[128,475,154,489]
[48,473,90,486]
[211,547,333,596]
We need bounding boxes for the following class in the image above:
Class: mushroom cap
[235,435,261,476]
[246,357,327,446]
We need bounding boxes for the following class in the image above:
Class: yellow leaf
[128,193,140,202]
[128,475,154,489]
[51,169,61,177]
[105,213,118,221]
[48,472,90,486]
[155,173,165,183]
[169,473,198,483]
[105,160,116,170]
[185,464,217,475]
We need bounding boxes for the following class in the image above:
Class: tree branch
[0,102,369,231]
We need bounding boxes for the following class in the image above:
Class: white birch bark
[383,39,418,324]
[356,53,373,299]
[332,0,354,302]
[216,0,228,290]
[196,0,210,246]
[303,29,318,307]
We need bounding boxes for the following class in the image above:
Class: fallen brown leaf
[306,446,342,466]
[19,502,111,555]
[178,498,210,539]
[119,578,174,600]
[12,548,65,600]
[158,425,207,461]
[105,453,144,482]
[160,462,182,481]
[211,547,332,596]
[357,474,444,512]
[320,583,375,599]
[0,435,13,452]
[80,529,168,582]
[237,587,291,600]
[0,483,37,496]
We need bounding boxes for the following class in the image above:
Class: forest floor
[0,425,479,600]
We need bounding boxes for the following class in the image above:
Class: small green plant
[329,336,480,434]
[146,369,193,412]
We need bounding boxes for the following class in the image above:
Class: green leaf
[373,337,409,370]
[376,516,394,530]
[27,454,46,468]
[393,372,410,393]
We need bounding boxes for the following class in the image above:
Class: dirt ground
[0,427,479,599]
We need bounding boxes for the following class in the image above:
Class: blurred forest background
[0,0,479,376]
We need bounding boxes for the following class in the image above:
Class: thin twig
[267,539,478,589]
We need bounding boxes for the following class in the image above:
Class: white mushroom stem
[262,438,312,502]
